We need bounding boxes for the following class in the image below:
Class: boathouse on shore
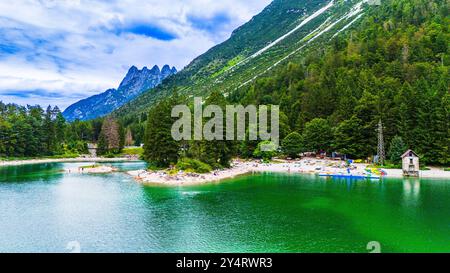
[401,150,419,177]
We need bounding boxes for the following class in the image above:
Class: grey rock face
[63,65,176,121]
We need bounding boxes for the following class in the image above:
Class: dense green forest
[0,102,125,158]
[143,0,449,169]
[230,0,449,165]
[0,103,67,157]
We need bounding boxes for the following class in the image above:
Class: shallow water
[0,161,449,253]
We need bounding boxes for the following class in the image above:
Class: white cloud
[0,0,271,109]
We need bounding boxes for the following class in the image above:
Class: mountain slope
[113,0,374,119]
[63,65,176,121]
[227,0,448,164]
[114,0,447,164]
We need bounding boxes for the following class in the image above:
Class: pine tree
[436,93,450,165]
[200,91,234,168]
[144,97,180,167]
[43,105,56,155]
[125,127,133,147]
[302,118,333,153]
[332,116,366,159]
[97,133,108,156]
[388,136,407,164]
[281,132,303,158]
[54,107,66,154]
[28,105,45,156]
[0,118,11,156]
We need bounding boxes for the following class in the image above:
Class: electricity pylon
[377,120,385,166]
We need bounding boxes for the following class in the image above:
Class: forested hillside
[229,0,449,164]
[141,0,449,167]
[114,0,366,120]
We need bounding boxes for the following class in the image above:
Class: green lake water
[0,161,449,253]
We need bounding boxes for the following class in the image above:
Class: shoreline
[2,156,448,184]
[128,158,450,186]
[0,157,138,167]
[128,164,254,187]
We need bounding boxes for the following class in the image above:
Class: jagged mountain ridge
[63,64,177,121]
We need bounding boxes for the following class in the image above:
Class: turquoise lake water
[0,161,449,253]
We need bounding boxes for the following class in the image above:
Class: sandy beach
[0,157,136,167]
[128,163,253,186]
[128,158,450,186]
[65,164,118,174]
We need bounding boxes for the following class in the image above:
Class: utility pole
[377,120,385,166]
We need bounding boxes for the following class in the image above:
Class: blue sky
[0,0,271,109]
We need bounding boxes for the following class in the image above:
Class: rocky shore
[127,158,450,186]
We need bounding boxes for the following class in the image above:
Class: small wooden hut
[401,150,419,177]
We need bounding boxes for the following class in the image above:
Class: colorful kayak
[318,173,381,179]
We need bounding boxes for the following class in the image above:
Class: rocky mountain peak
[150,65,160,73]
[63,64,177,121]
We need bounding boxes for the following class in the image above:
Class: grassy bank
[119,147,144,157]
